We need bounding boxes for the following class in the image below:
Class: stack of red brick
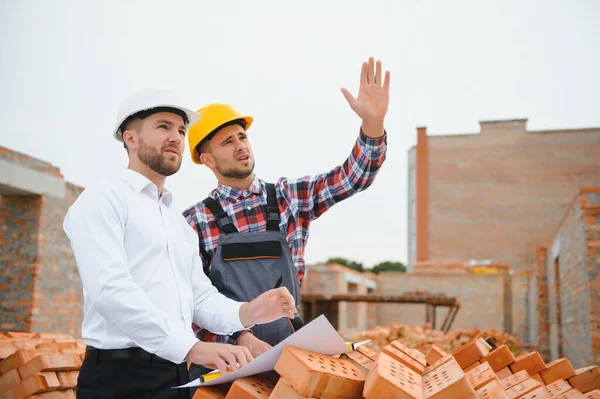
[194,338,600,398]
[353,323,522,355]
[3,329,599,398]
[0,332,85,398]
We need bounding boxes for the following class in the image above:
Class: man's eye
[179,130,186,136]
[158,125,167,129]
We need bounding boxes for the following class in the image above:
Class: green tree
[370,261,406,274]
[325,257,364,273]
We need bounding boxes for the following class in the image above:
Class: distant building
[408,119,600,271]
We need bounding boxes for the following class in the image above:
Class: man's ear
[122,129,137,151]
[199,151,214,167]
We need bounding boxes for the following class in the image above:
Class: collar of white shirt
[121,168,173,207]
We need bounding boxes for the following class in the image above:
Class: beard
[216,158,255,179]
[137,138,182,176]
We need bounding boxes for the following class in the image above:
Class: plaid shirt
[182,131,387,344]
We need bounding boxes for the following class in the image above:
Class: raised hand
[341,57,391,138]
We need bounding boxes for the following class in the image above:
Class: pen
[198,369,231,383]
[274,276,305,331]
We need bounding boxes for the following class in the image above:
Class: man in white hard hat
[63,88,298,398]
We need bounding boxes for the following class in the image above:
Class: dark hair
[195,118,247,157]
[120,106,189,149]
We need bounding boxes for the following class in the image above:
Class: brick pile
[0,332,84,398]
[352,324,522,355]
[3,329,598,398]
[194,338,600,398]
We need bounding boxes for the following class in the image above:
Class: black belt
[85,347,177,364]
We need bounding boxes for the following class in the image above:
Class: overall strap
[202,197,238,234]
[265,183,281,232]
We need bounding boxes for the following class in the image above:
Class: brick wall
[423,121,600,271]
[545,191,593,367]
[535,246,550,360]
[0,195,41,331]
[0,147,84,337]
[0,147,62,178]
[30,183,84,336]
[581,188,600,364]
[511,269,534,345]
[374,272,507,332]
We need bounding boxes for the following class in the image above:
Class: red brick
[339,350,376,374]
[556,389,586,398]
[30,391,76,398]
[497,366,514,380]
[452,338,491,369]
[510,352,546,376]
[363,352,423,399]
[357,346,378,362]
[504,378,543,399]
[0,368,21,394]
[58,347,85,357]
[425,345,447,366]
[13,340,44,351]
[382,343,426,375]
[546,379,573,397]
[35,343,60,354]
[269,378,312,399]
[5,333,35,340]
[31,334,74,341]
[0,348,17,362]
[224,371,278,399]
[56,370,78,389]
[520,386,551,399]
[6,372,61,397]
[423,358,477,399]
[18,353,81,380]
[568,366,600,394]
[0,349,37,375]
[481,345,517,372]
[464,361,480,372]
[531,373,545,385]
[583,209,600,217]
[191,383,232,399]
[502,370,530,390]
[424,354,456,374]
[466,361,497,391]
[476,379,510,399]
[390,341,428,368]
[540,359,576,385]
[273,346,365,398]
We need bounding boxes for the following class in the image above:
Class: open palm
[341,57,391,125]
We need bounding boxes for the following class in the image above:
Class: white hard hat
[113,88,200,142]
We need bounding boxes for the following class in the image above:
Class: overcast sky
[1,0,599,268]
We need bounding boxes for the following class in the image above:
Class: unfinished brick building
[0,147,83,336]
[407,118,600,270]
[407,119,600,366]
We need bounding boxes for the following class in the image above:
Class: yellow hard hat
[187,103,253,164]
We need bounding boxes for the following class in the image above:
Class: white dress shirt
[63,169,247,364]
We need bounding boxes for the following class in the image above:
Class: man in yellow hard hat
[183,57,390,358]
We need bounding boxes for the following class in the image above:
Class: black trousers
[77,347,191,398]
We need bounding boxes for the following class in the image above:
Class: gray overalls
[201,183,301,346]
